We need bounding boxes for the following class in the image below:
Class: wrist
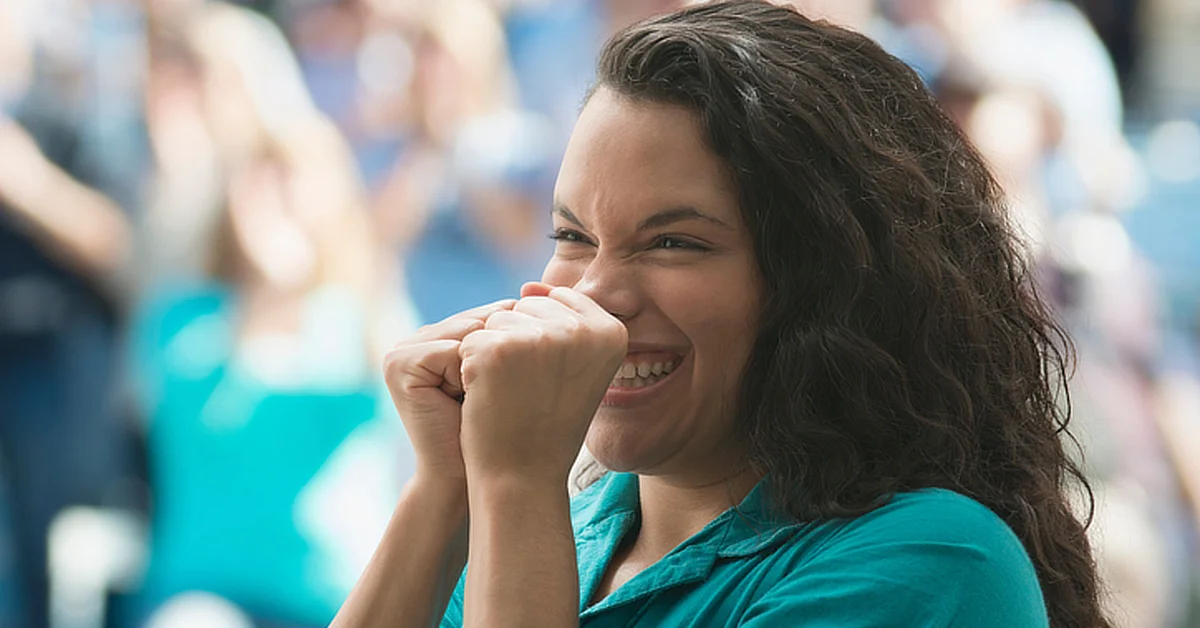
[462,452,574,494]
[461,471,578,628]
[411,459,468,488]
[466,470,571,515]
[404,473,469,520]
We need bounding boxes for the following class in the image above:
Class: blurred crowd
[0,0,1197,626]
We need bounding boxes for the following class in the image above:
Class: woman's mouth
[609,357,680,389]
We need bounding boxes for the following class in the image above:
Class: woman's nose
[571,258,639,322]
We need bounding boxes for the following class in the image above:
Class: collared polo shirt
[440,472,1048,627]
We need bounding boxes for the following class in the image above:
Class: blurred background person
[126,2,415,627]
[0,0,148,625]
[364,0,553,324]
[279,0,688,325]
[140,0,225,286]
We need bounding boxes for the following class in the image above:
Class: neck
[631,465,762,560]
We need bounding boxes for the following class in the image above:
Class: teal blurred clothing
[442,472,1048,627]
[130,284,403,626]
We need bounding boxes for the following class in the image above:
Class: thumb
[520,281,555,299]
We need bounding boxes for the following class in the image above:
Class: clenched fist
[458,282,628,485]
[383,300,517,486]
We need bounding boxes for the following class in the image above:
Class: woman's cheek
[540,257,579,287]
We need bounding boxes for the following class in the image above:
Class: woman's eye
[652,236,706,251]
[548,229,591,245]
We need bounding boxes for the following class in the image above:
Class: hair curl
[595,2,1107,627]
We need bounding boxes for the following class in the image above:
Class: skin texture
[333,301,512,628]
[457,89,765,627]
[545,87,763,482]
[333,87,764,628]
[542,88,767,601]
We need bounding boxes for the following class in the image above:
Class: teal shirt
[130,286,387,624]
[441,472,1048,627]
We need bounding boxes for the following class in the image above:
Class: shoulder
[742,489,1048,627]
[837,488,1033,557]
[816,488,1045,603]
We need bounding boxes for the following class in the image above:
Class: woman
[335,2,1108,627]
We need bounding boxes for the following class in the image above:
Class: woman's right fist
[383,300,516,484]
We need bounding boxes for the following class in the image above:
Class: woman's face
[544,88,763,481]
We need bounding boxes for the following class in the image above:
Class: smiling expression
[543,88,764,479]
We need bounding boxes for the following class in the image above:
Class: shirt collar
[571,472,640,540]
[572,473,804,615]
[716,478,805,558]
[573,472,800,545]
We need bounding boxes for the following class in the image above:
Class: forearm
[333,477,469,628]
[0,135,131,279]
[463,475,579,628]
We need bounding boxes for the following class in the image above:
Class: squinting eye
[653,236,706,251]
[548,228,592,245]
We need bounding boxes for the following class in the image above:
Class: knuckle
[489,335,522,359]
[601,322,628,349]
[382,346,412,376]
[539,324,564,344]
[460,358,479,387]
[385,341,456,380]
[461,331,498,360]
[455,308,486,324]
[560,315,584,335]
[483,311,511,330]
[460,319,485,336]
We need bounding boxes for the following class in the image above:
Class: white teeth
[610,358,682,388]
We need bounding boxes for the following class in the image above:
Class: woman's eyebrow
[637,206,732,232]
[552,204,586,228]
[552,203,733,232]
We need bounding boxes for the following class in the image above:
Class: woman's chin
[585,426,667,474]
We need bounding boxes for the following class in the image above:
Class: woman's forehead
[553,88,739,226]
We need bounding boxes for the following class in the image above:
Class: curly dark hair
[593,2,1108,627]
